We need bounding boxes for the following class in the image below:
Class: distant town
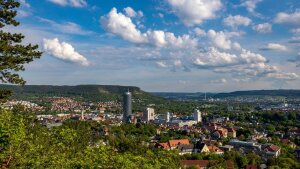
[2,89,300,168]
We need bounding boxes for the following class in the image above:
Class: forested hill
[0,84,165,102]
[214,90,300,98]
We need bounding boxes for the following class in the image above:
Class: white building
[165,112,170,122]
[193,109,202,123]
[143,107,155,122]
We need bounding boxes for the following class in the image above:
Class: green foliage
[0,108,180,168]
[0,108,26,168]
[0,0,42,101]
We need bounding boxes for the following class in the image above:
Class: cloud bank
[43,38,90,66]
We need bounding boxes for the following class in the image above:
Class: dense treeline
[0,108,179,168]
[0,84,165,103]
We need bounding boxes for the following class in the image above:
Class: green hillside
[0,84,165,103]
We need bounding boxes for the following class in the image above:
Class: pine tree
[0,0,42,100]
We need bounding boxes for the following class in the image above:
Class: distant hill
[151,92,214,100]
[0,84,165,103]
[214,90,300,98]
[152,90,300,100]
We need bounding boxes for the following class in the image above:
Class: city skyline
[9,0,300,92]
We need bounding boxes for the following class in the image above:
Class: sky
[7,0,300,92]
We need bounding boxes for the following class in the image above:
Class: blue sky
[8,0,300,92]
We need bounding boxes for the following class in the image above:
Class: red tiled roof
[168,139,189,147]
[158,142,170,150]
[265,144,280,152]
[208,146,224,153]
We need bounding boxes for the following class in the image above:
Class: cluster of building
[50,97,121,113]
[152,137,281,161]
[2,100,44,111]
[120,91,284,163]
[25,90,299,168]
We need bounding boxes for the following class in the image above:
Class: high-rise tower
[123,90,132,123]
[193,109,202,123]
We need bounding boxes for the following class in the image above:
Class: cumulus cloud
[207,30,232,50]
[240,0,262,13]
[194,28,206,36]
[191,47,296,81]
[223,15,251,27]
[274,11,300,26]
[233,42,242,51]
[100,8,197,48]
[239,49,267,63]
[291,28,300,34]
[48,0,87,7]
[123,7,143,18]
[193,47,238,68]
[166,0,222,26]
[43,38,90,66]
[100,8,146,43]
[259,43,287,51]
[252,23,272,33]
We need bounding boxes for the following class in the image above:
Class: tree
[0,0,42,99]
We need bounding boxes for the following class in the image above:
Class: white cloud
[193,47,238,68]
[19,0,30,8]
[166,0,222,26]
[43,38,90,66]
[17,0,31,18]
[158,13,164,18]
[260,43,287,51]
[38,17,93,35]
[291,28,300,34]
[193,48,271,77]
[156,61,168,68]
[267,72,299,80]
[48,0,87,7]
[173,59,182,67]
[289,36,300,43]
[232,42,241,51]
[240,0,262,13]
[252,23,272,33]
[100,8,197,48]
[207,30,232,50]
[17,10,30,17]
[274,11,300,26]
[240,49,267,63]
[100,8,146,43]
[223,15,251,27]
[210,78,227,84]
[194,28,206,36]
[123,7,143,18]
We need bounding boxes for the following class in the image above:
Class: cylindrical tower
[123,91,132,122]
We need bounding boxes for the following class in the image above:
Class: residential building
[193,109,202,123]
[143,107,155,122]
[263,144,281,158]
[227,128,237,138]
